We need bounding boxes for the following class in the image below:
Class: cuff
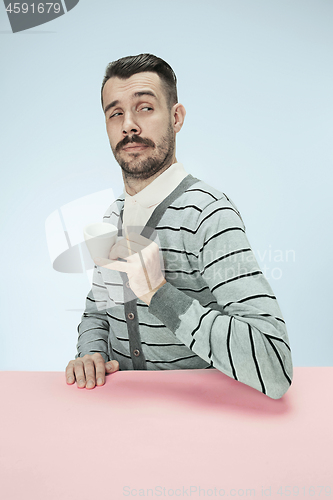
[148,281,193,333]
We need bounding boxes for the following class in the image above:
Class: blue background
[1,0,332,370]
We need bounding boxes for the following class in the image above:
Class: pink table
[0,368,332,499]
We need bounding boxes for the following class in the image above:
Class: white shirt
[123,162,188,230]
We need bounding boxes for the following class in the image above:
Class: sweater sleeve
[149,197,293,399]
[75,265,110,363]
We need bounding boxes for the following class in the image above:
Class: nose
[122,111,141,137]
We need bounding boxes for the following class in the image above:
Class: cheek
[106,124,119,146]
[142,115,168,137]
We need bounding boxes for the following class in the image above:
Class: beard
[112,123,175,181]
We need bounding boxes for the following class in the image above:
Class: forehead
[102,72,165,106]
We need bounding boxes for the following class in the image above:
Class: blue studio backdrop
[1,0,332,371]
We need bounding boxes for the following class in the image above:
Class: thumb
[105,360,119,372]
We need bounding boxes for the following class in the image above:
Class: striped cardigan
[76,175,293,399]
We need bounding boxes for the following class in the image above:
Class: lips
[116,136,155,153]
[122,145,148,152]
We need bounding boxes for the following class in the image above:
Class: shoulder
[177,178,239,210]
[181,179,225,207]
[170,179,245,229]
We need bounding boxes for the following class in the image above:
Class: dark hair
[101,53,178,109]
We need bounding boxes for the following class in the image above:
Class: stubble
[112,123,175,181]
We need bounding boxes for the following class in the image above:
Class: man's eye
[109,112,122,119]
[140,106,153,112]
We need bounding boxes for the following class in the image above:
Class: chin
[119,159,164,180]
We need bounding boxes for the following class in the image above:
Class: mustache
[115,135,155,153]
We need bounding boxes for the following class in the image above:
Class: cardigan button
[125,281,131,288]
[127,312,135,320]
[133,349,140,357]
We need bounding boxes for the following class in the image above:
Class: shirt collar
[124,162,188,209]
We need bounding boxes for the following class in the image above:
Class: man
[66,54,293,399]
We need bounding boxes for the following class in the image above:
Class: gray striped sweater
[76,175,293,399]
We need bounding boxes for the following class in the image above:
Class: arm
[149,198,293,399]
[66,265,119,388]
[76,265,110,361]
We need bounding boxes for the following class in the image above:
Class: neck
[123,157,177,195]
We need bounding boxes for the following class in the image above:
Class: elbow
[265,349,294,400]
[266,380,292,399]
[265,369,293,400]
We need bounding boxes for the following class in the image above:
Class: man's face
[102,72,175,180]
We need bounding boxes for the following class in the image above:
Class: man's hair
[101,53,178,110]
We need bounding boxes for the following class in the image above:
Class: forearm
[76,268,110,362]
[149,279,292,400]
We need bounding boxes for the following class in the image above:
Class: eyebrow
[103,90,157,115]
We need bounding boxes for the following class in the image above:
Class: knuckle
[92,352,102,360]
[83,359,94,367]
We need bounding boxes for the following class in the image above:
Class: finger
[108,239,126,259]
[74,359,86,388]
[65,361,75,384]
[93,354,107,386]
[83,357,97,389]
[105,360,119,373]
[109,245,127,260]
[109,244,133,260]
[109,239,144,260]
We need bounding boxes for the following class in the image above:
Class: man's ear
[172,103,186,133]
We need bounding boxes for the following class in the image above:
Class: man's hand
[94,232,166,305]
[65,353,119,389]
